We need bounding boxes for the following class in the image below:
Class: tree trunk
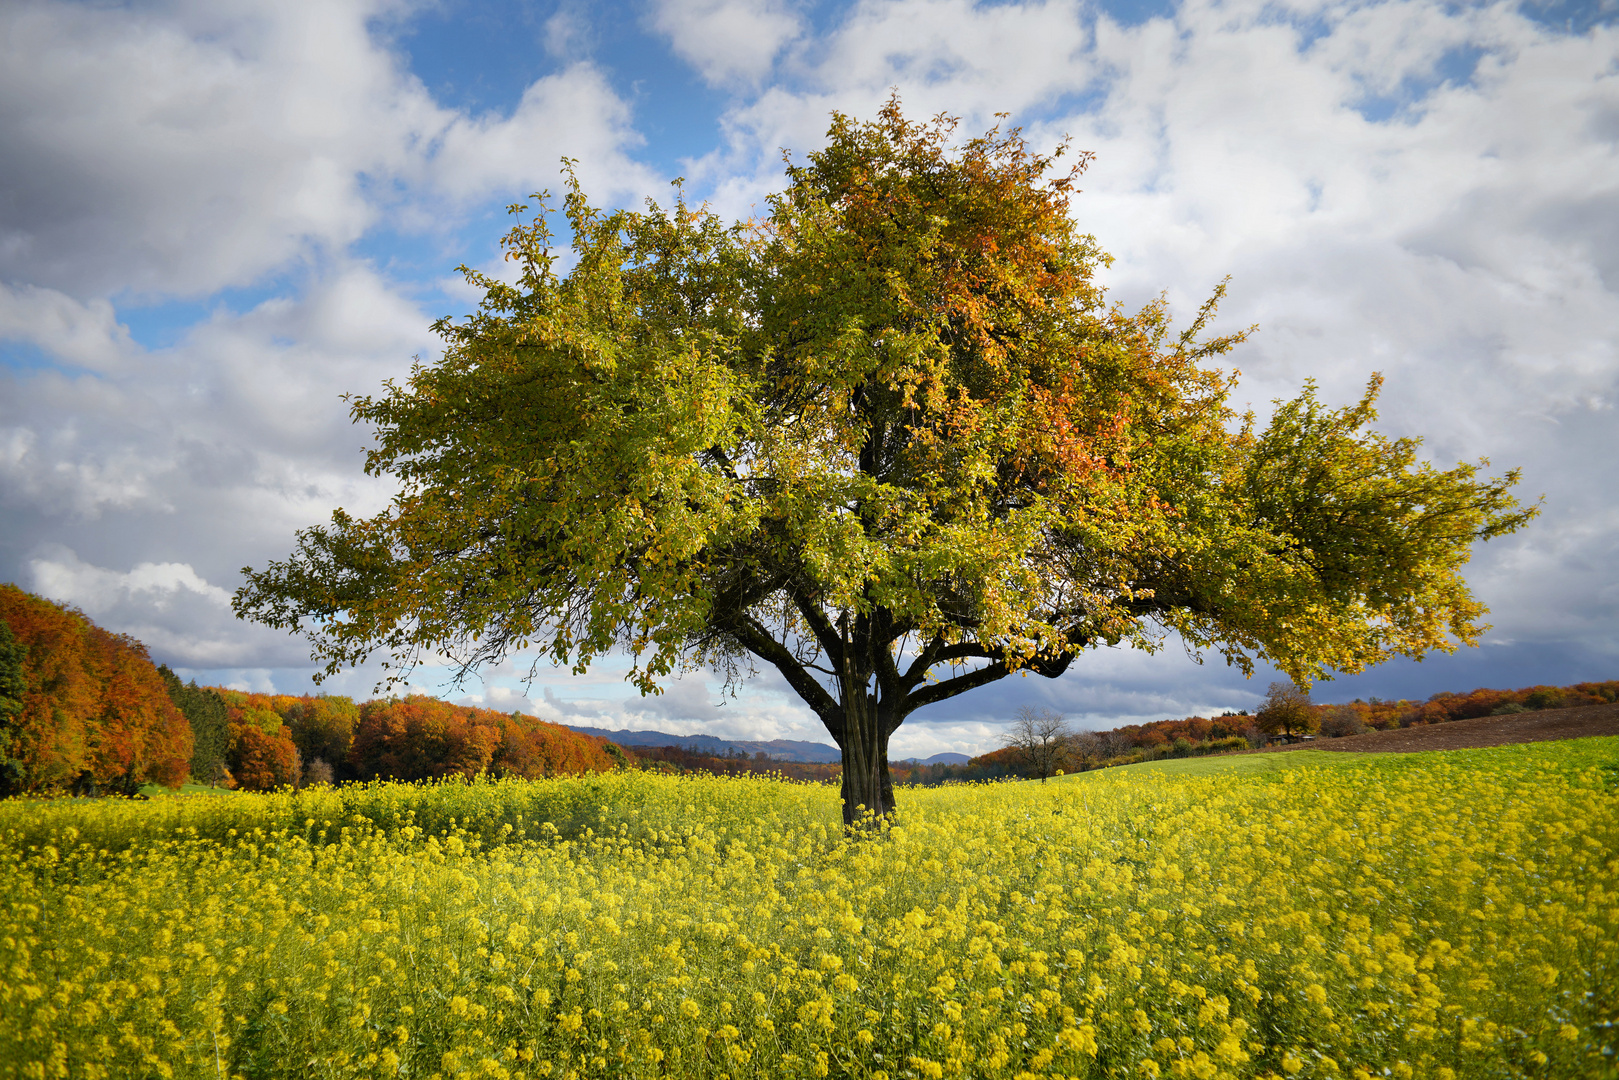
[835,693,894,828]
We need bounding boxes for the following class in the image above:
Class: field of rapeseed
[2,739,1615,1080]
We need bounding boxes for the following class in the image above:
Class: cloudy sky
[2,0,1614,757]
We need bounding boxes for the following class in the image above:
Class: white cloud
[544,4,594,59]
[0,418,171,521]
[0,0,658,301]
[680,0,1099,222]
[0,285,138,373]
[649,0,804,86]
[0,0,395,297]
[23,544,309,668]
[0,262,419,534]
[30,545,230,610]
[526,671,833,744]
[425,63,662,203]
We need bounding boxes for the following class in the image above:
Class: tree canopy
[1255,680,1316,739]
[235,100,1535,823]
[159,665,230,786]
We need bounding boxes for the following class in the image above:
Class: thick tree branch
[727,613,844,736]
[786,583,845,666]
[905,633,1085,712]
[900,633,947,688]
[906,660,1012,711]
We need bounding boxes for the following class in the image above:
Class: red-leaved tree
[0,584,192,794]
[347,697,616,781]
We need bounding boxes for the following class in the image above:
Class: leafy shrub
[1523,686,1566,710]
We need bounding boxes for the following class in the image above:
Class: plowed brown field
[1247,700,1619,754]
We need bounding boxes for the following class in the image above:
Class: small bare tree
[1001,706,1073,782]
[1095,730,1135,760]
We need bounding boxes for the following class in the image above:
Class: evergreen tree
[0,618,25,796]
[158,665,230,787]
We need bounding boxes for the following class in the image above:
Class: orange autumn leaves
[211,691,620,792]
[773,100,1236,500]
[347,696,618,783]
[0,582,191,794]
[0,584,619,795]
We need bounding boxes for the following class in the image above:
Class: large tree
[234,102,1534,824]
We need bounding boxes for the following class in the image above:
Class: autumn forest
[0,583,618,796]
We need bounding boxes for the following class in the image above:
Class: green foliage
[234,101,1536,823]
[0,618,21,714]
[1522,686,1566,710]
[158,666,230,787]
[601,740,632,770]
[0,618,24,796]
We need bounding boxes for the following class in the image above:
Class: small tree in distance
[1256,681,1316,739]
[1319,704,1366,738]
[1001,706,1073,782]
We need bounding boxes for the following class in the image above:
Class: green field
[139,781,241,798]
[1069,739,1619,781]
[1065,748,1381,780]
[3,739,1615,1079]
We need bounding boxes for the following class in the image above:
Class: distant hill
[564,727,973,766]
[564,726,843,763]
[564,727,975,766]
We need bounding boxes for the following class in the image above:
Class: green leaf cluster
[0,618,25,795]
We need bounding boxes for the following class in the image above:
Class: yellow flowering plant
[1,737,1614,1078]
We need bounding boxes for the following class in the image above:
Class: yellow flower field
[2,739,1615,1079]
